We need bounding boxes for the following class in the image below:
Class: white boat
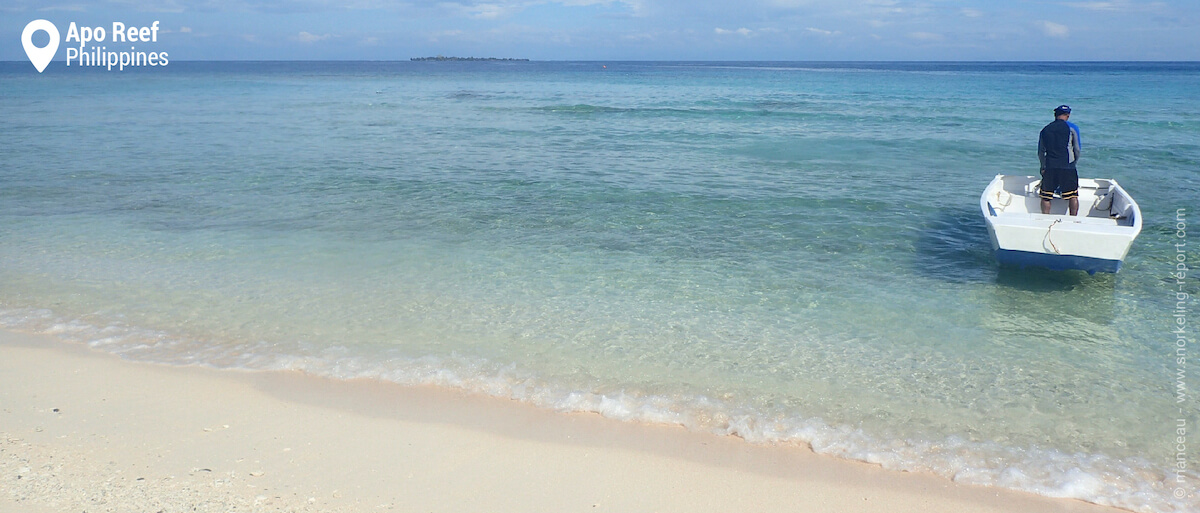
[980,174,1142,274]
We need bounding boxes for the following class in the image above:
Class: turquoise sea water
[1,61,1197,511]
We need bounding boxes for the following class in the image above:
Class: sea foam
[1,306,1191,513]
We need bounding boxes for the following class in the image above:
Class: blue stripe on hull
[995,249,1122,274]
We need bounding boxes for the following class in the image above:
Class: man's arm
[1038,133,1047,174]
[1070,125,1081,161]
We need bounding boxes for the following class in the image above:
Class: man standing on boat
[1038,104,1082,215]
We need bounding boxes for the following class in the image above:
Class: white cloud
[1064,1,1117,10]
[1039,21,1069,38]
[715,27,754,36]
[767,0,819,7]
[1062,1,1167,12]
[961,8,983,18]
[428,29,464,42]
[438,1,528,19]
[296,31,332,43]
[159,25,195,35]
[37,4,86,11]
[765,0,910,16]
[468,3,507,18]
[622,32,656,42]
[908,31,944,42]
[805,27,841,36]
[92,0,186,13]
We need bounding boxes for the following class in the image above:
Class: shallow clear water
[1,61,1197,511]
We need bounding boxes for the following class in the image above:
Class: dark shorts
[1040,168,1079,200]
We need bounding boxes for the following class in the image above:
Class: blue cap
[1054,104,1071,115]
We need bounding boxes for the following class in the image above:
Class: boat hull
[980,175,1141,274]
[993,248,1122,274]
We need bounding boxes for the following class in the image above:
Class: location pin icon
[22,20,60,73]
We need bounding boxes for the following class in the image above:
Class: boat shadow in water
[911,207,997,284]
[993,265,1116,292]
[913,207,1119,324]
[988,266,1119,327]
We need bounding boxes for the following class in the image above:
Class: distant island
[411,56,529,62]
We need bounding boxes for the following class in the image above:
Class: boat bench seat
[1002,213,1123,225]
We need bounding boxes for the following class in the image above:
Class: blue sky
[4,0,1198,61]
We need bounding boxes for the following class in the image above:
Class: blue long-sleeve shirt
[1038,119,1081,171]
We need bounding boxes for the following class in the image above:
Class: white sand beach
[0,329,1128,513]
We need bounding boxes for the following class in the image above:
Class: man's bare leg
[1041,199,1052,214]
[1069,197,1079,216]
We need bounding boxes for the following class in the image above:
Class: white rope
[1043,219,1062,255]
[995,189,1012,208]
